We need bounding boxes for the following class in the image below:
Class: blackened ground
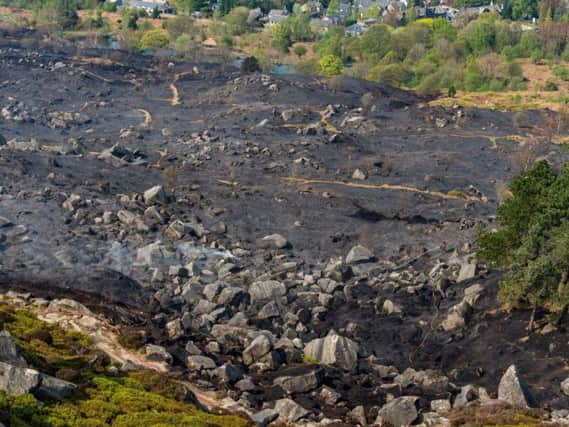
[1,38,569,415]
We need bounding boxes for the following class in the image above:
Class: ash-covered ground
[2,37,569,426]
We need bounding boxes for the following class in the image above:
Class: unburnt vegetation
[0,304,249,426]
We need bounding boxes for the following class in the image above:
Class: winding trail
[282,176,483,202]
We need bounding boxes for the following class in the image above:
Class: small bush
[545,79,559,91]
[139,29,169,51]
[240,56,260,73]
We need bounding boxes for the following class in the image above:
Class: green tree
[319,53,343,75]
[289,12,312,41]
[511,0,538,19]
[432,17,457,41]
[140,28,170,50]
[359,24,392,63]
[37,0,79,30]
[272,21,292,52]
[477,161,569,318]
[367,62,409,86]
[463,18,496,55]
[224,6,250,35]
[315,26,345,59]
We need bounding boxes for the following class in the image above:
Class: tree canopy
[477,161,569,312]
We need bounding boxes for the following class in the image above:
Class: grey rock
[375,396,419,427]
[262,233,290,249]
[348,405,367,426]
[431,399,452,413]
[203,283,223,301]
[258,301,281,319]
[185,341,203,356]
[145,344,173,364]
[166,319,184,340]
[0,331,25,367]
[37,374,77,400]
[281,109,303,122]
[441,313,466,331]
[218,287,249,307]
[236,377,256,391]
[251,408,278,427]
[319,386,341,405]
[213,363,243,383]
[346,245,374,264]
[0,362,40,395]
[383,299,403,316]
[274,398,309,422]
[463,283,484,306]
[352,168,367,180]
[498,365,536,407]
[274,369,322,394]
[143,185,169,205]
[186,355,216,370]
[561,377,569,396]
[457,261,477,283]
[453,384,478,408]
[243,335,272,366]
[249,280,286,303]
[317,278,342,294]
[304,332,359,371]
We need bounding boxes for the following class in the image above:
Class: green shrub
[554,66,569,81]
[139,28,169,51]
[545,79,559,91]
[319,54,343,76]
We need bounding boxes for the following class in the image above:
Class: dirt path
[282,176,483,202]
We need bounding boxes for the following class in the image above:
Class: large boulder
[251,408,278,427]
[0,331,26,367]
[143,185,169,205]
[274,398,309,422]
[0,362,40,395]
[249,280,286,303]
[345,245,374,264]
[186,355,216,371]
[261,234,290,249]
[498,365,536,408]
[144,344,173,365]
[243,335,272,366]
[375,396,419,427]
[37,374,77,400]
[304,332,359,371]
[274,369,322,394]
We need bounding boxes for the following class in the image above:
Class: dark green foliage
[545,78,559,91]
[477,161,569,311]
[37,0,79,30]
[448,85,457,97]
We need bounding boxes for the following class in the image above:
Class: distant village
[112,0,516,36]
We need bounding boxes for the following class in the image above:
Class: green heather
[0,303,251,427]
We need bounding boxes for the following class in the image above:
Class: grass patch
[447,402,548,427]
